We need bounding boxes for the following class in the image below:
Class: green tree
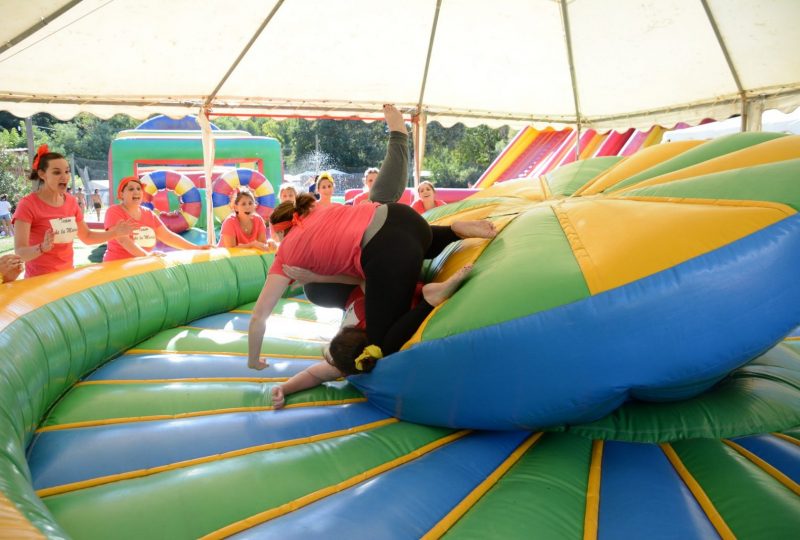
[0,130,33,205]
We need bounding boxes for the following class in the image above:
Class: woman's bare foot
[383,104,407,134]
[451,220,497,240]
[422,265,473,307]
[271,385,286,409]
[248,357,269,371]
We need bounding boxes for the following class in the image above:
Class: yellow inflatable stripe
[0,249,267,332]
[660,443,735,539]
[36,418,398,498]
[477,177,549,202]
[200,430,472,540]
[722,440,800,496]
[124,349,323,360]
[75,377,290,386]
[617,135,800,193]
[0,490,45,539]
[557,197,794,295]
[575,140,704,196]
[772,432,800,447]
[35,399,366,433]
[539,175,552,199]
[583,440,604,540]
[421,432,543,540]
[175,325,329,343]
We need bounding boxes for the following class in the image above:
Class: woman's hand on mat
[271,385,286,410]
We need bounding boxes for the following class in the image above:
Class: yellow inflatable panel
[575,140,705,196]
[474,177,549,202]
[555,197,794,294]
[618,135,800,193]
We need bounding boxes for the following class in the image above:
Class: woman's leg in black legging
[426,225,460,259]
[360,204,431,347]
[381,299,434,355]
[369,131,409,204]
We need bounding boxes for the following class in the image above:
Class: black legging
[360,203,458,354]
[306,204,459,354]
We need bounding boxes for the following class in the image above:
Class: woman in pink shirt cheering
[104,176,205,261]
[217,189,273,250]
[13,146,134,278]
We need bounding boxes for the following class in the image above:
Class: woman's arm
[156,226,203,251]
[272,362,342,408]
[248,273,292,370]
[13,221,54,262]
[219,233,237,248]
[116,235,149,257]
[77,219,133,245]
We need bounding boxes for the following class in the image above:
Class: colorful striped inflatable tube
[139,169,202,233]
[212,168,275,222]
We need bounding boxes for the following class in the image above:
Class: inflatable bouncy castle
[108,116,281,235]
[1,132,799,538]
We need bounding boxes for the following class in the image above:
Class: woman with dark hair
[247,106,496,372]
[13,145,133,278]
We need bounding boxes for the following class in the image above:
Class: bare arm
[219,232,237,248]
[248,273,292,370]
[13,221,53,262]
[272,362,342,409]
[77,219,133,245]
[116,235,149,257]
[283,363,342,394]
[156,226,203,251]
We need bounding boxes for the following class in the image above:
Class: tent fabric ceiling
[1,0,799,129]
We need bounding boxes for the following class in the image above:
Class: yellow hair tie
[354,345,383,371]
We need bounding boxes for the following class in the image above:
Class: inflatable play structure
[474,123,704,189]
[108,116,281,234]
[1,132,799,538]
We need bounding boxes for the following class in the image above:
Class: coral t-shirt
[351,191,371,205]
[411,199,446,214]
[219,214,267,246]
[103,204,163,261]
[270,203,378,279]
[12,193,83,277]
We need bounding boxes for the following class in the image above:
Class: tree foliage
[0,113,514,195]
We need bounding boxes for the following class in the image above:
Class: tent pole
[1,0,84,54]
[416,0,442,115]
[203,0,286,108]
[699,0,748,131]
[198,107,217,246]
[412,112,427,187]
[559,0,583,160]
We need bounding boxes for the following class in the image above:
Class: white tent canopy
[1,0,799,129]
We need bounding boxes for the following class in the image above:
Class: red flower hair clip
[32,144,49,170]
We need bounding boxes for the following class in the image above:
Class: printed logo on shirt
[132,226,156,248]
[49,217,78,244]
